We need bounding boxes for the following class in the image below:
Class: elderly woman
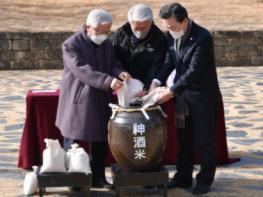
[55,9,130,188]
[112,4,167,96]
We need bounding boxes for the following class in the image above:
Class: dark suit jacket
[156,21,220,106]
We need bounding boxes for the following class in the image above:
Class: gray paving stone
[0,148,18,153]
[224,109,229,114]
[25,83,39,87]
[1,138,20,143]
[245,170,263,176]
[256,82,263,86]
[223,94,236,98]
[255,74,263,78]
[234,105,245,109]
[230,122,254,128]
[241,94,256,97]
[0,119,6,124]
[251,152,263,157]
[229,139,261,146]
[245,185,263,191]
[230,156,263,167]
[241,90,255,93]
[0,131,21,135]
[0,171,24,180]
[248,118,263,122]
[225,116,247,121]
[0,162,17,169]
[221,75,246,79]
[0,107,14,111]
[216,173,245,179]
[33,80,43,82]
[227,101,257,105]
[227,130,247,138]
[4,124,23,131]
[0,143,9,147]
[4,135,21,139]
[239,110,258,114]
[1,96,24,101]
[0,155,17,162]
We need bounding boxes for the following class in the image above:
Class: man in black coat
[151,3,221,195]
[112,4,167,96]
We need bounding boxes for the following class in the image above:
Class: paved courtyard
[0,67,262,196]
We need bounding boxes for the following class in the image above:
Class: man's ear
[86,25,91,34]
[183,18,188,24]
[182,18,189,30]
[149,20,153,26]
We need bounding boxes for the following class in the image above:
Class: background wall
[0,31,263,69]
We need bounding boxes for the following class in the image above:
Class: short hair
[86,9,112,28]
[128,4,153,22]
[159,3,188,22]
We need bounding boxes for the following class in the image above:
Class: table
[18,90,239,169]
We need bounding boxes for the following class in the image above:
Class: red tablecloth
[18,90,239,169]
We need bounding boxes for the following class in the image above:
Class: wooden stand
[37,170,92,197]
[111,164,168,197]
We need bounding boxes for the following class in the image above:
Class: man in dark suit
[150,3,221,195]
[112,4,167,96]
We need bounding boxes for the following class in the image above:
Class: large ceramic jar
[108,105,167,172]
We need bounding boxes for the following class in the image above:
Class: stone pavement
[0,67,262,196]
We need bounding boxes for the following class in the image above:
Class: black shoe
[92,178,112,189]
[68,186,83,192]
[143,185,164,189]
[143,185,155,189]
[167,178,193,189]
[143,185,163,189]
[192,183,210,195]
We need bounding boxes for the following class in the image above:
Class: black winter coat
[112,22,167,89]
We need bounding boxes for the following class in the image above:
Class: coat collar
[167,19,197,47]
[80,24,110,48]
[119,22,160,50]
[167,20,198,63]
[121,21,158,38]
[180,19,193,47]
[80,24,93,44]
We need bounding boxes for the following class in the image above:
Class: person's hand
[135,90,148,97]
[157,87,174,104]
[110,78,123,91]
[149,80,161,93]
[119,72,131,81]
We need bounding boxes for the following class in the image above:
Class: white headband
[86,9,112,28]
[128,4,153,22]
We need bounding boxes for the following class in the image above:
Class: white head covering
[128,4,153,22]
[86,9,112,28]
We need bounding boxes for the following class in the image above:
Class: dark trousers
[63,138,108,181]
[175,101,218,185]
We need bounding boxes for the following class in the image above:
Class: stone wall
[213,31,263,67]
[0,31,262,69]
[0,32,72,69]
